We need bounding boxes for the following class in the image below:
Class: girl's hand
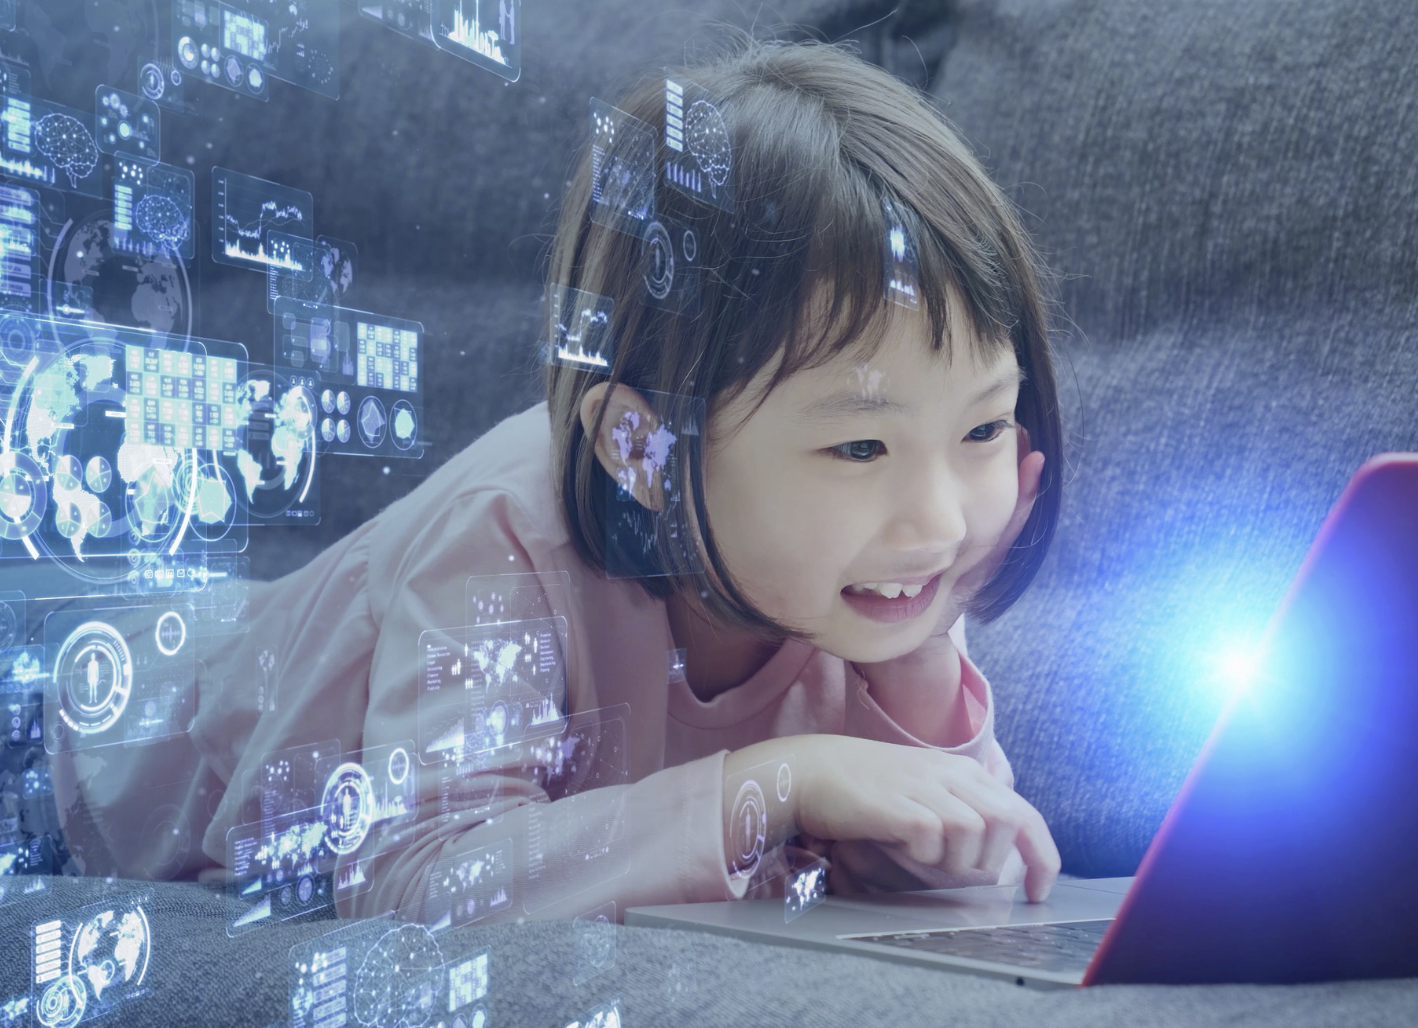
[774,734,1060,902]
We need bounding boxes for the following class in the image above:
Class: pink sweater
[53,403,1022,921]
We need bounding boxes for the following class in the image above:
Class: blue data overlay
[433,0,521,82]
[274,299,423,458]
[289,920,491,1028]
[113,156,195,262]
[173,1,271,100]
[42,600,196,753]
[31,892,152,1028]
[590,99,657,238]
[663,77,733,212]
[94,86,159,161]
[137,58,201,118]
[174,0,340,99]
[268,235,357,314]
[359,1,436,46]
[0,184,39,312]
[0,318,252,582]
[640,213,702,316]
[418,618,568,766]
[541,286,614,373]
[47,206,195,341]
[211,167,314,272]
[0,93,101,197]
[225,741,417,935]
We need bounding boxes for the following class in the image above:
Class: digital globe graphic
[51,212,192,341]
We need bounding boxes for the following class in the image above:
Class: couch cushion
[932,0,1418,875]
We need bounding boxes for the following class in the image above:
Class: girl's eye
[831,439,887,462]
[967,420,1011,443]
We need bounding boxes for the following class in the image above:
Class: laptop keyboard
[846,919,1113,974]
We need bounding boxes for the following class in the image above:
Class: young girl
[53,40,1063,922]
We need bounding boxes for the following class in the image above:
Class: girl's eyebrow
[794,393,913,423]
[796,366,1024,423]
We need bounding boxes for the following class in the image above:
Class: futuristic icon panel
[358,0,437,47]
[31,893,152,1028]
[0,183,40,313]
[0,93,102,197]
[639,212,702,316]
[137,57,201,117]
[519,705,631,914]
[43,602,195,752]
[425,840,514,930]
[589,99,656,237]
[112,156,195,262]
[274,299,423,458]
[95,86,160,161]
[213,366,320,525]
[418,618,568,766]
[0,317,251,581]
[541,286,614,373]
[211,168,313,271]
[290,919,490,1028]
[172,1,271,100]
[46,207,194,342]
[573,901,618,985]
[225,806,335,936]
[663,78,733,212]
[268,235,358,314]
[433,0,521,82]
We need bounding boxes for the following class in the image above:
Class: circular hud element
[321,761,375,855]
[36,974,87,1028]
[729,779,767,879]
[685,100,731,188]
[55,620,133,736]
[776,762,791,803]
[0,449,48,541]
[642,221,674,302]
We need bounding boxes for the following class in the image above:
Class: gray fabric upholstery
[4,877,1417,1027]
[934,0,1418,876]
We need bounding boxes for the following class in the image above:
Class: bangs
[707,76,1026,415]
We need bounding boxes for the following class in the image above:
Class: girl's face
[703,306,1028,663]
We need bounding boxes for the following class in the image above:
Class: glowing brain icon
[134,194,190,248]
[34,114,99,188]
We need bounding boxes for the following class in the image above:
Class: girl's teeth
[846,580,929,599]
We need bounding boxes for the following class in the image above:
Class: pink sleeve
[348,489,743,923]
[831,629,1027,893]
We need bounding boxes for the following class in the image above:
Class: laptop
[627,453,1418,988]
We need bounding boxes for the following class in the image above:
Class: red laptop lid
[1084,454,1418,985]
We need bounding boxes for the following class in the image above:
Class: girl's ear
[579,382,668,512]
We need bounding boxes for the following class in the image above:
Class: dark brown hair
[546,40,1062,636]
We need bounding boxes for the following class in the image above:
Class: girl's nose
[882,459,968,555]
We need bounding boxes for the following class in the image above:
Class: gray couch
[4,0,1416,1024]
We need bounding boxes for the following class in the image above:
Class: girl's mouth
[840,573,943,623]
